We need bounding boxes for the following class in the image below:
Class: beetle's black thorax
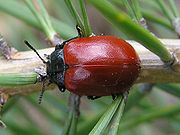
[46,47,67,90]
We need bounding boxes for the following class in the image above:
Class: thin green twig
[24,0,56,39]
[129,0,142,22]
[142,10,173,30]
[0,0,76,39]
[122,0,137,22]
[0,73,37,86]
[37,0,55,35]
[156,84,180,98]
[62,111,73,135]
[89,0,173,64]
[156,0,175,22]
[65,0,85,36]
[123,0,145,28]
[89,96,123,135]
[119,104,180,132]
[168,0,180,17]
[79,0,92,36]
[108,96,126,135]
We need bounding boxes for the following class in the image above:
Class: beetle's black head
[46,48,67,90]
[24,40,67,103]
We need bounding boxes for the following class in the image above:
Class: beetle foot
[123,91,129,103]
[58,85,66,92]
[34,67,47,82]
[87,96,101,100]
[111,94,118,100]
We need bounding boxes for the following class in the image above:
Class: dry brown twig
[0,39,180,97]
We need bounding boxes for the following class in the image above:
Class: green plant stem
[37,0,55,35]
[119,104,180,132]
[69,113,78,135]
[89,0,173,64]
[77,112,103,135]
[142,10,173,31]
[113,0,173,31]
[79,0,92,36]
[0,0,75,39]
[156,84,180,98]
[131,0,143,21]
[65,0,85,36]
[123,0,148,29]
[123,0,145,27]
[156,0,175,22]
[122,0,137,22]
[24,0,56,40]
[168,0,180,18]
[154,0,180,37]
[63,111,73,135]
[108,96,126,135]
[89,96,122,135]
[0,73,37,86]
[63,93,80,135]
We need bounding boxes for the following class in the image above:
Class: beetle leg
[123,91,129,103]
[34,67,47,82]
[76,25,83,37]
[87,96,101,100]
[58,85,66,92]
[55,36,78,50]
[61,36,78,46]
[55,25,83,50]
[112,94,117,100]
[112,92,129,102]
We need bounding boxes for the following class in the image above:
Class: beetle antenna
[24,40,47,63]
[38,80,46,104]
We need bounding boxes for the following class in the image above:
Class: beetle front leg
[34,67,47,82]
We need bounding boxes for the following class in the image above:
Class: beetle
[25,29,140,102]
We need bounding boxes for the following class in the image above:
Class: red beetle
[25,35,140,100]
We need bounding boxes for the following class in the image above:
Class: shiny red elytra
[63,36,140,97]
[25,35,140,100]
